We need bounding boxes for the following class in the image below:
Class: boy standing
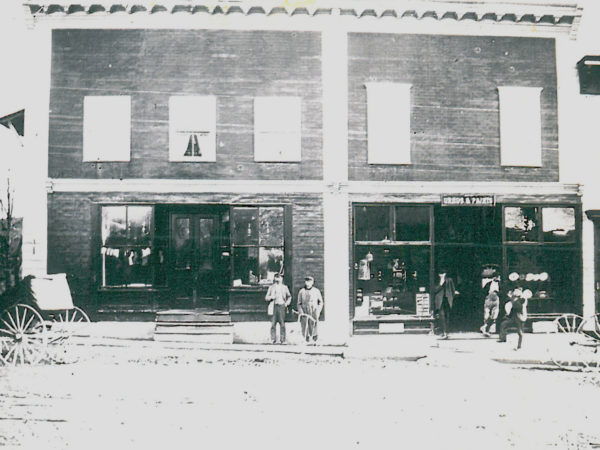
[498,288,528,349]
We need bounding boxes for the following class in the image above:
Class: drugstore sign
[441,195,495,207]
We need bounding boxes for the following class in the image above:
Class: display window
[505,246,579,314]
[231,206,285,287]
[101,205,155,288]
[355,245,430,316]
[353,204,433,318]
[504,206,540,242]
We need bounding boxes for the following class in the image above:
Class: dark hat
[304,276,314,281]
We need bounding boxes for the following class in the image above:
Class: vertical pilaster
[322,24,350,343]
[21,25,52,276]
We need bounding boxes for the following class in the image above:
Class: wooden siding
[47,192,324,317]
[348,34,559,182]
[49,29,322,180]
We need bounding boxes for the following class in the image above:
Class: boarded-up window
[498,86,543,167]
[365,82,412,165]
[169,96,216,162]
[254,97,301,162]
[83,96,131,162]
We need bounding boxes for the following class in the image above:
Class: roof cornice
[23,1,584,39]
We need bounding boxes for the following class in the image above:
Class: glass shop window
[542,207,576,243]
[231,206,284,287]
[505,246,578,314]
[355,245,430,316]
[395,206,430,241]
[504,206,540,242]
[355,205,390,242]
[101,205,153,287]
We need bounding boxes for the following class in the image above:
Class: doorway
[170,212,226,308]
[435,245,502,331]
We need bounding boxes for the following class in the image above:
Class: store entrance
[435,245,502,331]
[169,208,229,308]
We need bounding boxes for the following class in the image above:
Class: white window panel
[169,96,216,162]
[254,96,301,162]
[498,86,543,167]
[365,82,412,165]
[83,96,131,162]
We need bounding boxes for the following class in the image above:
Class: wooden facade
[34,3,588,332]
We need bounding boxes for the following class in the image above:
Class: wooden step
[154,332,233,344]
[156,309,231,323]
[155,324,234,334]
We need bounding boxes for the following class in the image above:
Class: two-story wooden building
[21,0,589,340]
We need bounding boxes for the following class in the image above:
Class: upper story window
[169,96,216,162]
[83,96,131,162]
[365,82,412,165]
[498,86,543,167]
[254,97,301,162]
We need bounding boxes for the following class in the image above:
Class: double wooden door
[171,213,221,304]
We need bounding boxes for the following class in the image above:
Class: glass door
[170,213,220,305]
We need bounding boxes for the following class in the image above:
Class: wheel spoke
[23,314,35,332]
[6,311,19,333]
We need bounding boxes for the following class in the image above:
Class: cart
[0,274,90,365]
[546,313,600,371]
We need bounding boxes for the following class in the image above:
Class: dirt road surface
[0,342,599,449]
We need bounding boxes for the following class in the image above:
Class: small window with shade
[254,97,301,162]
[498,86,543,167]
[83,96,131,162]
[365,82,412,165]
[169,96,216,162]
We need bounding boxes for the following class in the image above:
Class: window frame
[253,96,302,163]
[168,95,217,163]
[98,203,157,289]
[83,95,131,162]
[230,205,287,288]
[353,203,433,245]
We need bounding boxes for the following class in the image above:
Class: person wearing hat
[480,274,501,337]
[297,276,324,343]
[498,287,528,349]
[433,268,458,339]
[265,273,292,344]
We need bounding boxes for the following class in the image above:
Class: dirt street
[0,343,599,450]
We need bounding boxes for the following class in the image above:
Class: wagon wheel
[49,307,90,364]
[580,314,600,369]
[0,304,47,366]
[547,314,591,371]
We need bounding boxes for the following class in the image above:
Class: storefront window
[506,246,578,314]
[543,207,576,243]
[505,206,539,242]
[231,206,284,286]
[355,205,390,241]
[355,245,430,316]
[101,205,154,287]
[395,206,430,241]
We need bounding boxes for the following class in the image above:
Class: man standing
[297,276,324,344]
[265,273,291,344]
[433,269,458,339]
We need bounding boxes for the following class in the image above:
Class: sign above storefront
[441,195,496,207]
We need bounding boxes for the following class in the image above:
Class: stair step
[155,321,234,328]
[154,333,233,344]
[155,325,234,334]
[156,310,231,323]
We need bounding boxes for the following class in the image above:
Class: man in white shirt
[265,273,291,344]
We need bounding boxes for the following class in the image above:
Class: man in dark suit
[434,269,458,339]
